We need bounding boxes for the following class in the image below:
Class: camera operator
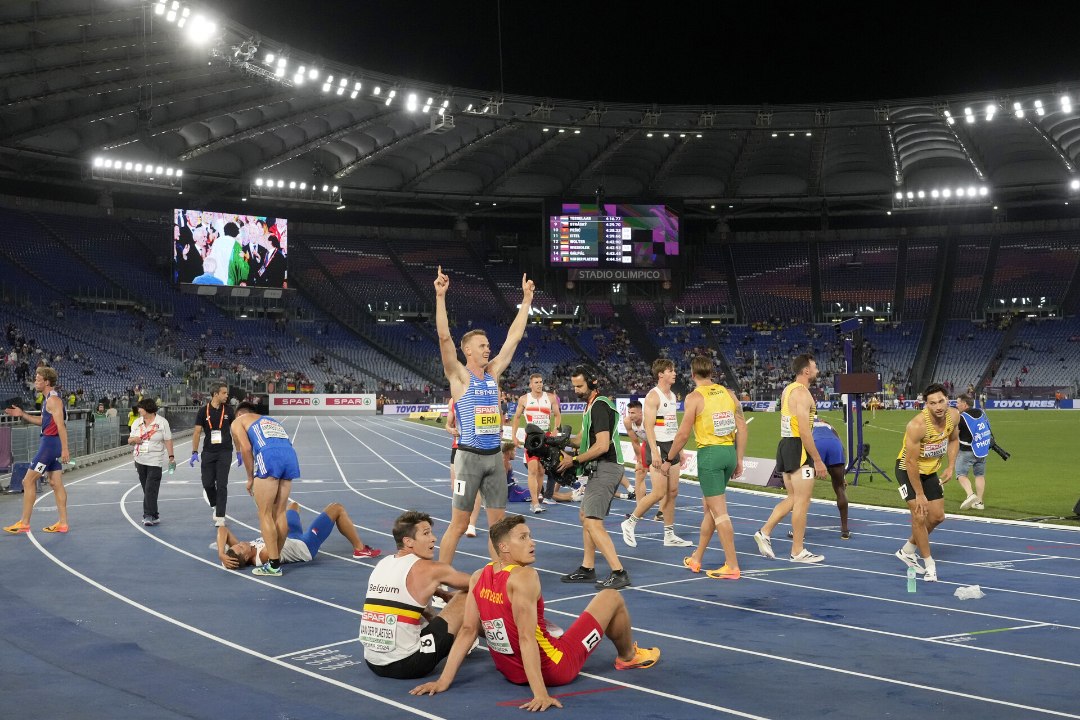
[955,394,991,511]
[556,366,631,590]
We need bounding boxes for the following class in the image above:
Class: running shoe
[753,531,775,559]
[142,516,159,527]
[596,570,631,590]
[682,556,702,573]
[620,518,638,547]
[972,501,985,510]
[663,532,692,547]
[541,497,557,505]
[560,567,596,583]
[626,491,636,501]
[923,568,938,582]
[531,505,546,514]
[705,564,741,580]
[840,530,851,540]
[654,510,664,522]
[895,548,926,574]
[3,522,30,534]
[252,562,282,577]
[960,494,980,511]
[614,643,661,670]
[789,549,825,563]
[465,524,477,537]
[42,522,69,533]
[354,546,382,558]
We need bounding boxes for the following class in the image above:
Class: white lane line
[274,637,359,659]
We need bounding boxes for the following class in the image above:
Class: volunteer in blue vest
[433,265,534,568]
[955,394,990,511]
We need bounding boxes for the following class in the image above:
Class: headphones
[573,365,600,391]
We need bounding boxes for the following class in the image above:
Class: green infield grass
[412,408,1079,526]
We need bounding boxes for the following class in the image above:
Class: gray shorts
[580,461,624,520]
[955,450,986,478]
[452,450,507,511]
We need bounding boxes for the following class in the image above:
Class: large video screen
[549,203,678,268]
[173,209,288,288]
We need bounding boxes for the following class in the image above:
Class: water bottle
[906,566,917,593]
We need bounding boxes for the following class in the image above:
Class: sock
[613,568,627,576]
[579,565,594,573]
[923,556,936,573]
[269,558,281,570]
[664,525,675,533]
[903,541,918,554]
[627,515,639,525]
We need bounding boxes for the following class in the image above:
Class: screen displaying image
[548,203,678,268]
[173,209,288,288]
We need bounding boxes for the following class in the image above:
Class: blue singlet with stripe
[455,370,502,452]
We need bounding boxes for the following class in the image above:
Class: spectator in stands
[128,398,175,527]
[3,367,71,534]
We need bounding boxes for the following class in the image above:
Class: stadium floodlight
[134,163,143,172]
[558,128,566,133]
[276,180,284,188]
[154,1,165,15]
[294,73,304,85]
[322,81,331,92]
[967,186,976,197]
[93,157,104,167]
[175,169,182,177]
[144,164,152,174]
[806,131,812,137]
[265,52,275,64]
[423,104,430,113]
[1062,96,1073,113]
[917,190,925,199]
[289,181,296,189]
[373,86,382,95]
[979,186,989,196]
[277,57,286,68]
[406,93,418,112]
[308,68,318,80]
[331,185,339,193]
[696,133,702,138]
[964,107,974,123]
[255,178,264,186]
[680,133,686,138]
[340,78,348,87]
[985,103,996,121]
[166,9,175,21]
[1035,99,1045,116]
[322,184,329,192]
[956,187,965,197]
[465,103,472,112]
[574,129,581,134]
[388,89,397,98]
[385,96,392,106]
[176,15,186,28]
[931,189,940,198]
[338,86,345,96]
[349,89,357,98]
[942,188,952,198]
[155,166,164,175]
[645,132,653,137]
[771,132,778,137]
[123,161,133,171]
[895,191,903,200]
[1014,101,1024,118]
[299,182,306,190]
[663,133,670,138]
[438,107,445,116]
[542,127,549,132]
[1071,179,1080,190]
[104,159,114,168]
[442,99,450,108]
[906,191,914,200]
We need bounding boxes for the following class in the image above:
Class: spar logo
[327,397,373,406]
[275,397,312,406]
[311,397,321,406]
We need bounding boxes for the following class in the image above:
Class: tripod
[844,396,893,485]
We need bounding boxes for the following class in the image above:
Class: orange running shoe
[42,523,68,534]
[682,556,701,573]
[705,564,741,580]
[3,522,30,534]
[614,643,660,670]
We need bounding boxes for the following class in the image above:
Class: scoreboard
[547,203,679,268]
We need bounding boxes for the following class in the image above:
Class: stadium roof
[4,0,1080,216]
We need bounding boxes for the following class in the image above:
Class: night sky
[215,1,1080,106]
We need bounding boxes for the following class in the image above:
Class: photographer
[556,367,630,590]
[955,394,991,511]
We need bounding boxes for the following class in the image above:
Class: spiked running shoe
[614,643,661,670]
[705,564,741,580]
[683,556,702,573]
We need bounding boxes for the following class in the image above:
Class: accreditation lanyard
[207,403,226,444]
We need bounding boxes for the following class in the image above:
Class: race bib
[359,610,398,653]
[259,419,290,439]
[712,411,736,437]
[799,466,815,480]
[529,414,551,431]
[780,414,793,437]
[898,484,910,500]
[474,405,500,435]
[482,618,513,654]
[922,439,947,459]
[454,479,466,496]
[210,430,223,445]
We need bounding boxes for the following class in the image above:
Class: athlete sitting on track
[216,501,380,568]
[410,514,660,711]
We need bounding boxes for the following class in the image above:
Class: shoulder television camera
[523,423,578,486]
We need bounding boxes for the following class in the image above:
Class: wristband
[168,455,175,459]
[572,456,580,466]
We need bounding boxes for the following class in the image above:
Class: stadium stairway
[977,319,1024,390]
[616,302,660,363]
[911,232,959,389]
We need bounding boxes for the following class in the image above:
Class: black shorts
[776,437,812,475]
[894,461,944,503]
[643,440,677,467]
[365,616,455,680]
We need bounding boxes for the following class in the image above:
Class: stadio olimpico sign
[569,269,671,282]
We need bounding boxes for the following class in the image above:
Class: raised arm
[434,266,469,394]
[486,274,534,379]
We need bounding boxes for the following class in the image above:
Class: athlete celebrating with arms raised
[434,266,534,567]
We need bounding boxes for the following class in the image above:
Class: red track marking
[1025,544,1080,551]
